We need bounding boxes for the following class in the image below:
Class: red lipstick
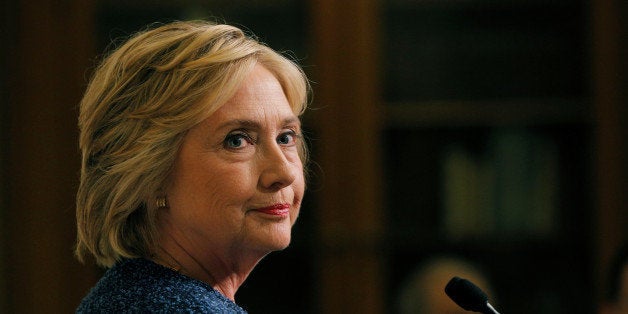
[254,203,290,216]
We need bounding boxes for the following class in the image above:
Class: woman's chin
[247,224,293,253]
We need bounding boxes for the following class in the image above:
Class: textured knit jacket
[77,258,248,313]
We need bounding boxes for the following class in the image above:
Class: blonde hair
[76,21,309,267]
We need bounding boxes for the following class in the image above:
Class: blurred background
[1,0,626,313]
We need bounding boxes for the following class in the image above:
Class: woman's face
[163,64,305,259]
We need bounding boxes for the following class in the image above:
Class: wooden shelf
[384,98,590,128]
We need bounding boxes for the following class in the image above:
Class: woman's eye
[224,133,253,149]
[277,131,298,146]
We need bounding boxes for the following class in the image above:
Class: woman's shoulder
[76,258,247,313]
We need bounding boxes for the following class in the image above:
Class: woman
[75,20,309,312]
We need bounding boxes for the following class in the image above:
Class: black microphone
[445,276,501,314]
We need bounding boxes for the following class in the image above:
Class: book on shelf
[441,128,558,241]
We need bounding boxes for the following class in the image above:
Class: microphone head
[445,276,489,312]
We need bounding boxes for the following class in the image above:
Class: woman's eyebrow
[282,116,301,127]
[216,119,261,131]
[216,116,301,131]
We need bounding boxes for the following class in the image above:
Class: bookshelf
[381,0,596,313]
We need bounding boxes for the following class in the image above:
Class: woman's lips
[253,203,290,216]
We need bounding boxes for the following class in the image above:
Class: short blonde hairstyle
[76,21,309,267]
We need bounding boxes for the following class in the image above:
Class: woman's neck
[154,225,265,301]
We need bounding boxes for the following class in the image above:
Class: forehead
[205,65,298,128]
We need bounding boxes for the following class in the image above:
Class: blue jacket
[77,258,248,313]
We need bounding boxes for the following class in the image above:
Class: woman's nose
[258,144,297,191]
